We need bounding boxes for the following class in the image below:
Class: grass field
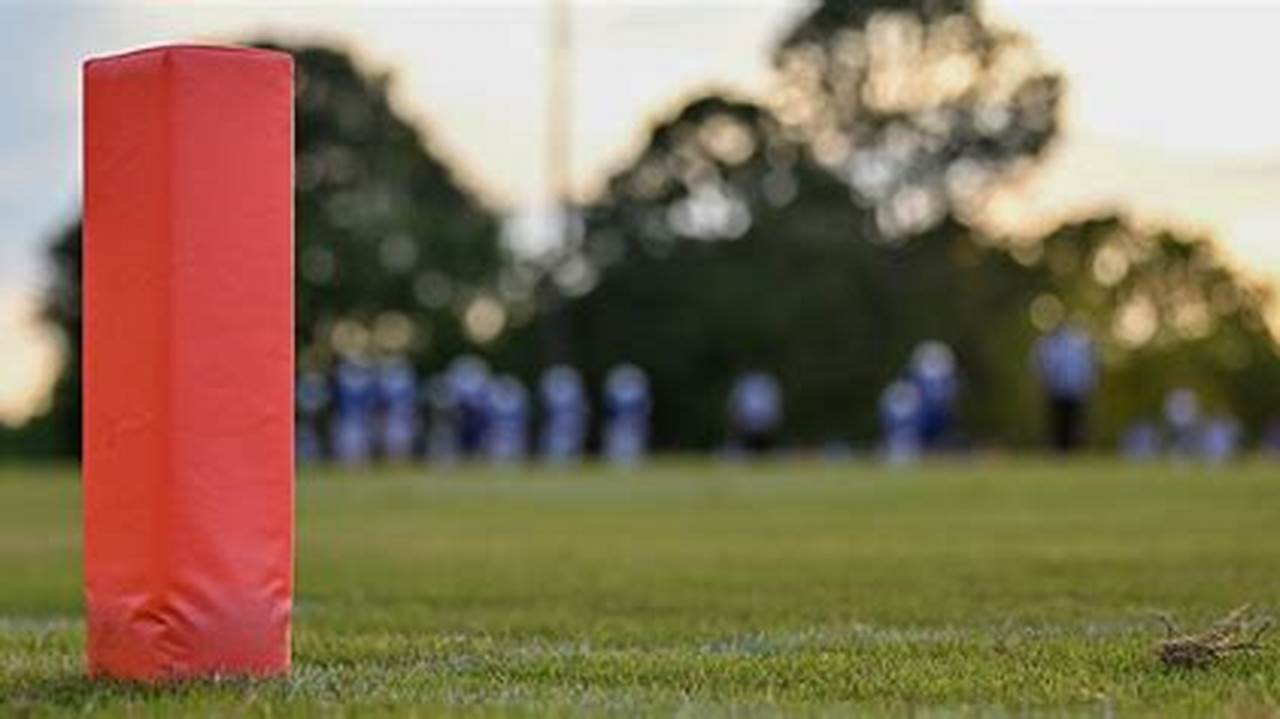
[1,460,1279,716]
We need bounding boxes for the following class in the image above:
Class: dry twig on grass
[1156,605,1272,669]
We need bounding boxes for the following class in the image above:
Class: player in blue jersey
[423,372,461,464]
[1164,387,1201,459]
[447,355,492,458]
[330,358,377,466]
[909,342,958,451]
[374,356,419,462]
[727,371,783,455]
[1120,420,1162,461]
[879,379,923,465]
[539,364,589,463]
[603,364,651,465]
[1033,324,1098,452]
[296,368,330,462]
[1199,415,1241,465]
[1261,421,1280,458]
[484,375,530,464]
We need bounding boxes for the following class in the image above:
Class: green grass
[2,459,1280,716]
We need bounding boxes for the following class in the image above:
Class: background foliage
[11,0,1279,455]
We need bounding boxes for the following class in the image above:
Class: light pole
[543,0,574,362]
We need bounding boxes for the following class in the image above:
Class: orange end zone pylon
[83,45,294,680]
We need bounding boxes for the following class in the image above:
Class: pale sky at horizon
[2,0,1280,422]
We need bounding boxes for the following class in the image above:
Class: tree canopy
[555,0,1276,448]
[25,42,509,456]
[15,6,1280,457]
[773,0,1060,237]
[270,43,506,370]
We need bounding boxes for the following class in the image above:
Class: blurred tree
[557,1,1277,449]
[561,95,1049,447]
[270,43,507,369]
[562,95,1280,448]
[557,0,1063,447]
[28,43,508,457]
[17,25,1280,458]
[33,219,83,457]
[774,0,1060,237]
[1031,215,1280,439]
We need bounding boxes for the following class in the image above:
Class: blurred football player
[448,355,492,458]
[374,356,419,462]
[424,373,461,464]
[1033,324,1098,453]
[296,368,330,463]
[603,364,651,465]
[1120,421,1162,462]
[880,379,923,465]
[910,341,959,451]
[1164,387,1201,459]
[484,375,530,463]
[1199,415,1241,465]
[330,358,377,466]
[539,364,589,463]
[1261,421,1280,458]
[727,371,783,455]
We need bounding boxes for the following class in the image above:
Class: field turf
[1,460,1279,715]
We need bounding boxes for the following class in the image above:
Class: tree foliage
[562,94,1050,447]
[1032,216,1280,438]
[774,0,1060,237]
[558,1,1276,449]
[558,0,1063,447]
[273,43,506,368]
[18,12,1280,457]
[28,43,507,456]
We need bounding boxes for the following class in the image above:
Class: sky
[1,0,1280,422]
[982,1,1280,271]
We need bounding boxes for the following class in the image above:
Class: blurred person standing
[448,355,492,458]
[909,342,959,451]
[879,379,923,465]
[424,373,461,464]
[331,358,377,466]
[539,364,589,463]
[727,371,783,455]
[1033,324,1098,453]
[1199,415,1241,465]
[374,356,419,462]
[484,375,530,464]
[296,367,330,463]
[1120,421,1163,462]
[1164,388,1201,458]
[1261,421,1280,458]
[603,364,651,465]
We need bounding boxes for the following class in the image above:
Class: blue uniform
[539,365,589,463]
[1199,416,1240,465]
[331,359,377,465]
[484,375,529,463]
[448,356,492,457]
[1034,326,1096,452]
[1262,422,1280,457]
[375,358,419,461]
[728,372,782,453]
[603,364,651,465]
[880,379,923,465]
[1035,327,1096,400]
[909,342,957,449]
[424,373,461,464]
[1121,421,1162,461]
[1164,388,1200,458]
[296,370,330,462]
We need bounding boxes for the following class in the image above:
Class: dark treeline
[10,0,1280,456]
